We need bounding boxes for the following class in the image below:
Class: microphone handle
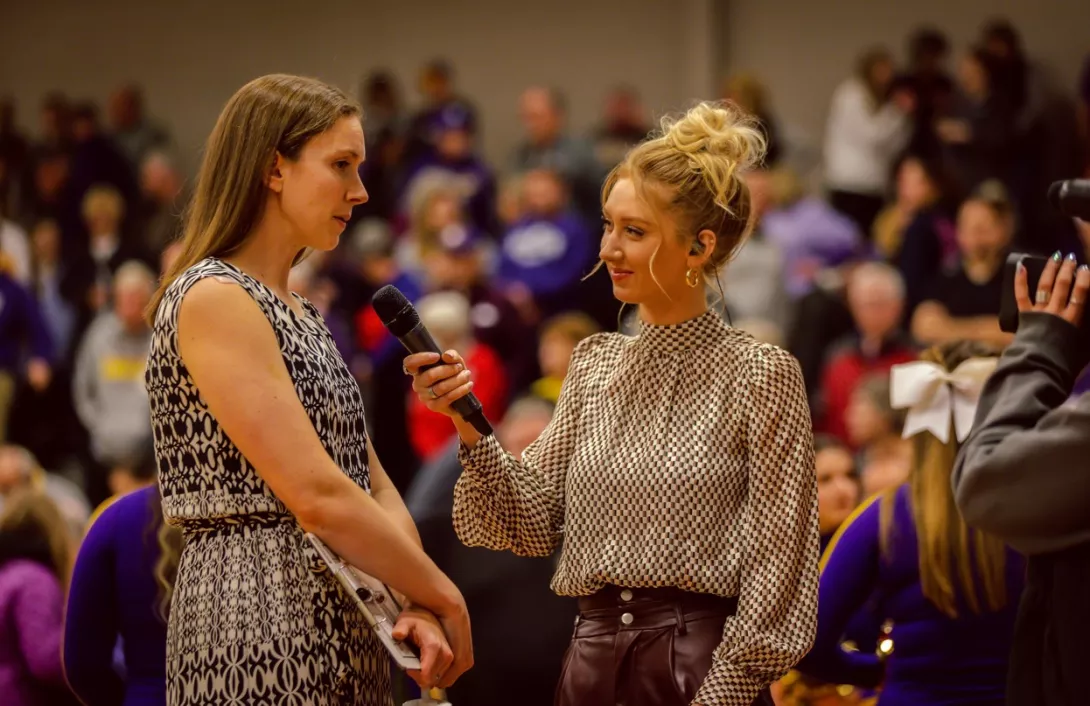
[399,325,494,437]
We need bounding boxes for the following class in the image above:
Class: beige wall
[724,0,1089,167]
[2,0,1083,178]
[0,0,716,176]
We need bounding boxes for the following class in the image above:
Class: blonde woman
[144,74,472,704]
[407,101,819,706]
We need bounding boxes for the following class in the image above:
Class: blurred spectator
[31,93,71,159]
[399,103,496,235]
[881,156,960,321]
[66,103,138,241]
[824,49,911,239]
[356,71,408,221]
[70,185,154,326]
[898,27,954,159]
[825,47,913,237]
[761,167,862,300]
[107,85,170,173]
[497,168,595,321]
[0,211,31,284]
[72,261,154,506]
[396,173,469,274]
[64,484,178,706]
[873,153,950,262]
[134,150,185,253]
[0,260,54,443]
[22,149,70,231]
[419,223,536,392]
[102,441,156,500]
[0,489,76,706]
[511,86,602,220]
[406,395,574,706]
[717,168,792,334]
[845,373,912,498]
[531,312,599,404]
[910,180,1013,347]
[799,341,1023,706]
[407,291,507,462]
[0,444,89,542]
[591,85,651,171]
[817,262,915,445]
[405,59,478,165]
[0,100,31,222]
[813,434,862,551]
[723,73,784,166]
[936,48,1017,200]
[28,219,80,358]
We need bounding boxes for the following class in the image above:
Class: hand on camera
[403,350,474,418]
[1016,251,1090,328]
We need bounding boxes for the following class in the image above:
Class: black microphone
[371,285,493,437]
[1048,179,1090,220]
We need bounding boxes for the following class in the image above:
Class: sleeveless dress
[146,257,392,705]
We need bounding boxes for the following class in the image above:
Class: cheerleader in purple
[797,340,1025,705]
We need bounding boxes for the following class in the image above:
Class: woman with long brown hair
[144,74,471,704]
[796,340,1024,705]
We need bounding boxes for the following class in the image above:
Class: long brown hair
[145,74,361,323]
[880,340,1008,618]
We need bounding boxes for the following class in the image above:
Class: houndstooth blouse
[453,309,819,706]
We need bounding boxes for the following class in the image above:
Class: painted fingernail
[1053,251,1063,262]
[1080,265,1089,273]
[1067,252,1078,262]
[1017,261,1026,273]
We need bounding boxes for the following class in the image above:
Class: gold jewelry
[1036,290,1050,305]
[685,268,701,288]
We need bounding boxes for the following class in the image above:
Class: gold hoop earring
[685,269,701,288]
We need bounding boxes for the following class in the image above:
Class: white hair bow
[889,358,999,444]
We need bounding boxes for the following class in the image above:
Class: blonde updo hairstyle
[599,100,766,293]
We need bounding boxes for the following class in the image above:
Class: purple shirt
[799,485,1023,705]
[0,559,66,706]
[761,197,863,298]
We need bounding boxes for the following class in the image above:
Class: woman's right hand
[404,350,474,418]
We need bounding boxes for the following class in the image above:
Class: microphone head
[1048,181,1064,210]
[371,285,419,337]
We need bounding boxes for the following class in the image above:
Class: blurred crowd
[1,14,1089,706]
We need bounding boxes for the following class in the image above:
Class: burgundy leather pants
[554,585,773,706]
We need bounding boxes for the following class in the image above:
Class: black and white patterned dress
[146,257,392,705]
[453,310,820,706]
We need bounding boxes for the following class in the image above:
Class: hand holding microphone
[404,349,477,419]
[372,285,492,435]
